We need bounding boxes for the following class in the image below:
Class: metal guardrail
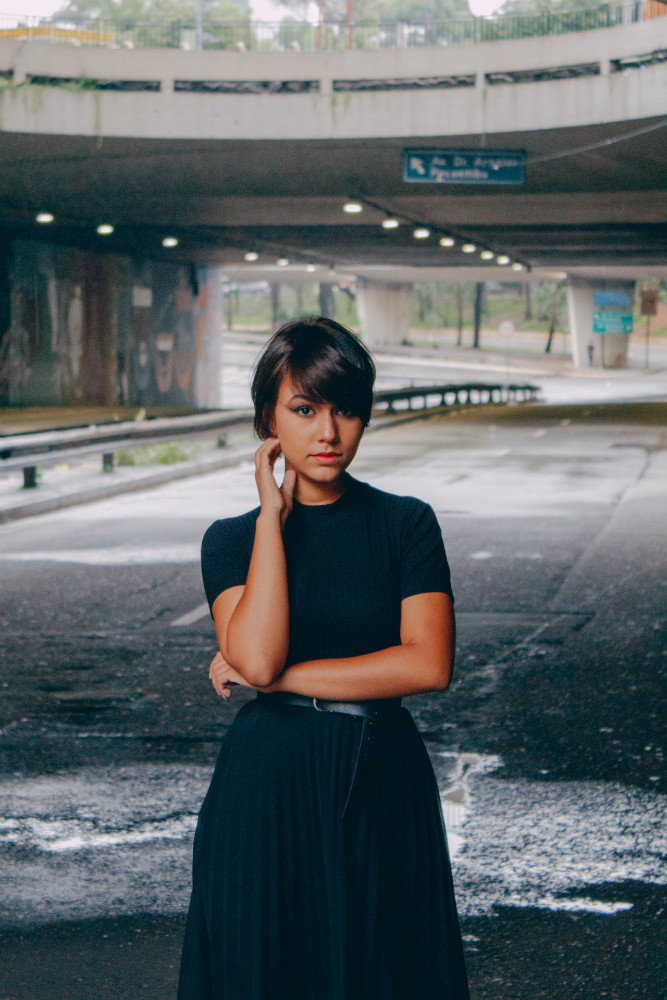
[0,409,254,484]
[0,382,539,488]
[0,2,664,53]
[373,382,539,415]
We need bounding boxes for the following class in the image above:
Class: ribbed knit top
[201,476,453,668]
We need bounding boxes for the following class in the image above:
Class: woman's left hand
[209,651,257,698]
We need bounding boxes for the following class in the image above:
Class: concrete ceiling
[1,116,665,271]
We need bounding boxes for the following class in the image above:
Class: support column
[195,267,225,408]
[566,276,635,370]
[356,279,413,347]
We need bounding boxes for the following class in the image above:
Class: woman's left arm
[265,591,455,700]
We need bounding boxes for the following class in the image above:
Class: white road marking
[171,603,210,627]
[0,545,199,565]
[0,813,198,852]
[506,896,633,915]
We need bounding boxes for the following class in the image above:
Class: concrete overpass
[0,5,665,402]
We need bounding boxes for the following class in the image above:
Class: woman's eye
[294,405,313,416]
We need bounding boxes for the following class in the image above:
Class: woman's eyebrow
[289,394,316,403]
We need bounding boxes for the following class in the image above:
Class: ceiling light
[439,237,454,247]
[462,243,476,253]
[244,252,258,261]
[496,255,510,265]
[97,224,114,235]
[511,262,524,271]
[480,250,494,260]
[162,237,178,247]
[277,258,289,266]
[413,228,430,239]
[382,218,399,229]
[305,264,317,272]
[343,202,362,213]
[36,212,54,224]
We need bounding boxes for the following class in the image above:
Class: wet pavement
[0,417,665,999]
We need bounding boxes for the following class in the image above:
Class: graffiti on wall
[0,239,224,409]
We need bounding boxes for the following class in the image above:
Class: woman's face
[271,377,364,486]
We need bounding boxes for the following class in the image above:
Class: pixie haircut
[251,317,376,439]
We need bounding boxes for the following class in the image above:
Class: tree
[497,0,605,12]
[282,0,470,23]
[54,0,247,22]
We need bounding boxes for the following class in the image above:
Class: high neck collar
[291,475,361,515]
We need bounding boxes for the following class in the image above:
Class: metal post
[102,452,114,473]
[645,316,650,368]
[194,0,203,50]
[316,0,322,51]
[473,282,483,349]
[23,466,37,489]
[347,0,352,48]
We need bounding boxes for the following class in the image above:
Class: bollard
[23,466,37,489]
[102,452,114,473]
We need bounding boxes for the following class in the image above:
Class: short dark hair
[251,316,376,439]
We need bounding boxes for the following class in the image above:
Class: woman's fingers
[254,437,281,472]
[254,438,293,519]
[209,651,232,698]
[280,468,297,525]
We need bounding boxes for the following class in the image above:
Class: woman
[178,317,469,1000]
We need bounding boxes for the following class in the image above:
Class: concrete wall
[0,17,665,140]
[0,240,224,408]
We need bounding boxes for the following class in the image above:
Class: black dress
[178,477,470,1000]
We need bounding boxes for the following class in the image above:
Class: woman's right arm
[211,438,295,689]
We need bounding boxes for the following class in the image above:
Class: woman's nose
[318,411,338,441]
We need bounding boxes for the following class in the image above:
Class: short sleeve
[400,502,454,601]
[200,513,257,612]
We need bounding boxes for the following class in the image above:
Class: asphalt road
[0,417,666,1000]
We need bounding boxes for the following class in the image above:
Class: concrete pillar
[194,267,224,408]
[566,276,635,370]
[356,279,413,347]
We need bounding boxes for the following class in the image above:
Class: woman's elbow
[242,658,283,689]
[432,654,454,691]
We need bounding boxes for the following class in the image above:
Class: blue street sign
[403,148,525,185]
[592,311,634,334]
[593,290,632,308]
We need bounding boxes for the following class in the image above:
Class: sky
[14,0,504,20]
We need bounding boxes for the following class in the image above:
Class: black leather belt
[256,690,401,721]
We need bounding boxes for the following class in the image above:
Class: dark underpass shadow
[460,882,667,1000]
[1,883,665,1000]
[0,915,185,1000]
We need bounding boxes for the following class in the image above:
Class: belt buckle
[313,697,325,712]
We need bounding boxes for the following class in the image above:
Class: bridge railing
[372,382,540,416]
[0,1,664,52]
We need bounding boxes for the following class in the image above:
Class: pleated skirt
[178,696,470,1000]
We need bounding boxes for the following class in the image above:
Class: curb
[0,446,257,525]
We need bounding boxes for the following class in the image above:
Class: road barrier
[0,382,539,489]
[0,2,663,52]
[372,382,539,415]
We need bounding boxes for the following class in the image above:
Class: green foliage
[497,0,607,12]
[115,441,190,465]
[54,0,247,23]
[357,0,470,20]
[281,0,470,21]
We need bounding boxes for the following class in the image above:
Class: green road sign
[592,311,634,334]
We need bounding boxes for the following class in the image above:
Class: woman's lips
[312,453,341,464]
